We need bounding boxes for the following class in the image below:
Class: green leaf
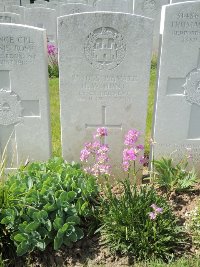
[68,232,77,243]
[54,235,63,250]
[53,217,64,230]
[36,241,46,251]
[75,227,84,240]
[14,233,27,242]
[16,241,30,256]
[46,219,52,231]
[66,215,80,225]
[25,222,40,233]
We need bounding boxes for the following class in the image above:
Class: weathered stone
[58,12,153,178]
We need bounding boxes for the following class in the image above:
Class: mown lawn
[49,59,157,157]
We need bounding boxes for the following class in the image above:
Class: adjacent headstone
[152,2,200,174]
[6,5,25,23]
[0,12,21,23]
[59,3,94,15]
[134,0,170,53]
[94,0,132,13]
[0,23,51,168]
[170,0,200,3]
[25,7,57,44]
[58,12,153,178]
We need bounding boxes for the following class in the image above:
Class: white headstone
[94,0,132,13]
[21,0,30,6]
[59,3,94,15]
[0,12,21,23]
[25,7,57,44]
[6,5,25,23]
[58,12,153,178]
[0,4,4,12]
[0,23,51,168]
[134,0,170,53]
[170,0,200,3]
[152,2,200,174]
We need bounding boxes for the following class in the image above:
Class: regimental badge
[84,27,126,71]
[183,69,200,106]
[0,89,23,126]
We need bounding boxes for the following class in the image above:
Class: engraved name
[0,36,36,65]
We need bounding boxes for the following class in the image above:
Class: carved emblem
[71,8,81,13]
[84,27,126,70]
[144,0,156,10]
[0,89,22,126]
[183,69,200,106]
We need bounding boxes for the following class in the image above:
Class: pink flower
[94,127,108,139]
[122,161,129,171]
[124,129,141,146]
[149,212,156,220]
[149,204,163,220]
[123,148,137,161]
[80,148,90,162]
[47,43,57,56]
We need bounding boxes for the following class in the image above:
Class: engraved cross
[0,70,40,166]
[166,49,200,140]
[85,105,122,143]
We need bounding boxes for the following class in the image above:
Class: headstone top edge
[58,11,154,22]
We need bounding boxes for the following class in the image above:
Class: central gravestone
[94,0,132,13]
[152,2,200,174]
[58,12,153,178]
[0,24,51,168]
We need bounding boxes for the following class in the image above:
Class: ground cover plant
[153,157,198,193]
[0,158,99,257]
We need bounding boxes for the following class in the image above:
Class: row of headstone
[1,1,200,176]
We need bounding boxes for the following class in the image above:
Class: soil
[15,185,200,267]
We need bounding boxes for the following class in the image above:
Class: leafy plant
[153,158,197,192]
[97,179,186,261]
[0,157,99,256]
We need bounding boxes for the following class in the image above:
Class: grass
[49,78,61,157]
[49,57,157,157]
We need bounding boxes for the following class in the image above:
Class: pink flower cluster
[149,204,163,220]
[80,128,111,177]
[122,129,145,171]
[47,43,58,56]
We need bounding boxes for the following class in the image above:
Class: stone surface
[94,0,133,13]
[25,7,57,44]
[58,12,153,178]
[152,2,200,174]
[59,3,94,16]
[0,12,21,23]
[134,0,170,53]
[21,0,30,6]
[0,4,4,11]
[170,0,200,3]
[6,5,25,23]
[0,24,51,168]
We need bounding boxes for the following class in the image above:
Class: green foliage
[98,179,186,261]
[153,158,197,192]
[48,64,59,78]
[0,157,99,256]
[187,202,200,250]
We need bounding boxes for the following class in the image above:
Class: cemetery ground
[1,59,200,267]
